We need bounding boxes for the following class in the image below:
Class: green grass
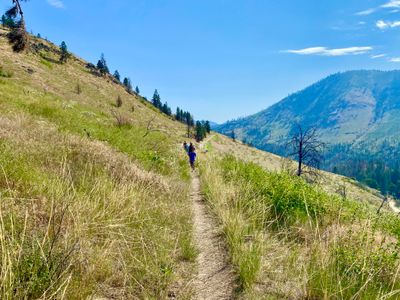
[201,154,400,299]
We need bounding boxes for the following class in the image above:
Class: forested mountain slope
[216,70,400,196]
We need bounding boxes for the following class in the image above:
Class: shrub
[0,65,13,77]
[116,95,122,108]
[111,110,130,127]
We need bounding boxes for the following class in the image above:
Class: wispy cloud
[47,0,64,9]
[389,57,400,62]
[355,1,400,16]
[376,20,400,29]
[355,8,376,16]
[371,54,386,59]
[283,46,373,57]
[382,0,400,8]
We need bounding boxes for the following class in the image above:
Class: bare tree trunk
[377,196,387,214]
[297,142,303,176]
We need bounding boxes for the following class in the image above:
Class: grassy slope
[0,30,196,299]
[200,136,400,299]
[207,134,386,207]
[1,26,396,300]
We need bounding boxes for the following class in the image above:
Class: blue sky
[2,0,400,122]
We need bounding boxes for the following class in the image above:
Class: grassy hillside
[0,29,196,299]
[200,148,400,299]
[1,26,398,300]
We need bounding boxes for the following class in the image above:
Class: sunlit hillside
[1,25,400,300]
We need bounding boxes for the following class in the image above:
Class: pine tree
[135,86,140,94]
[152,89,162,109]
[59,41,69,63]
[5,0,28,52]
[204,120,211,133]
[231,130,236,141]
[123,77,132,93]
[1,14,7,26]
[195,121,206,142]
[185,112,194,138]
[113,70,120,82]
[161,102,171,116]
[176,107,181,121]
[97,53,109,74]
[2,14,15,27]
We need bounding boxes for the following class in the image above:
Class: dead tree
[5,0,29,52]
[143,116,166,137]
[377,195,388,214]
[288,124,325,177]
[336,181,347,200]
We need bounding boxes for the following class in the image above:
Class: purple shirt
[189,152,197,162]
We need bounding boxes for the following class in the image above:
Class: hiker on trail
[189,147,197,170]
[189,142,195,153]
[183,141,190,154]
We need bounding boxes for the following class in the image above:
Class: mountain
[215,70,400,196]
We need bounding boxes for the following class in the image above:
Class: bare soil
[191,174,236,300]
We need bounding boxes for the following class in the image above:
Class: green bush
[0,65,13,78]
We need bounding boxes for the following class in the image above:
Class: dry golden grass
[0,31,197,299]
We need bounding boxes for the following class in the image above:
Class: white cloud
[371,54,386,58]
[382,0,400,8]
[47,0,64,8]
[376,19,400,29]
[355,8,376,15]
[284,46,373,57]
[389,57,400,62]
[355,1,400,16]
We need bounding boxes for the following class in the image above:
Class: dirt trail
[191,173,236,300]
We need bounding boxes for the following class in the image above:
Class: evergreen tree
[123,77,133,93]
[59,41,69,63]
[204,120,211,133]
[0,14,13,27]
[176,107,181,121]
[152,89,162,109]
[37,33,41,38]
[185,112,194,138]
[135,86,140,94]
[230,130,236,141]
[5,0,28,52]
[113,70,120,82]
[97,53,109,74]
[195,121,207,142]
[4,14,15,27]
[161,102,172,116]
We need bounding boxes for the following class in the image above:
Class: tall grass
[0,114,195,299]
[200,155,400,299]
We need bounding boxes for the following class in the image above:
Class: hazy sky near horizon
[1,0,400,122]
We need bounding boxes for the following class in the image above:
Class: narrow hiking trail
[191,173,236,300]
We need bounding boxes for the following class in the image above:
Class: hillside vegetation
[1,26,399,300]
[200,148,400,299]
[0,29,196,299]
